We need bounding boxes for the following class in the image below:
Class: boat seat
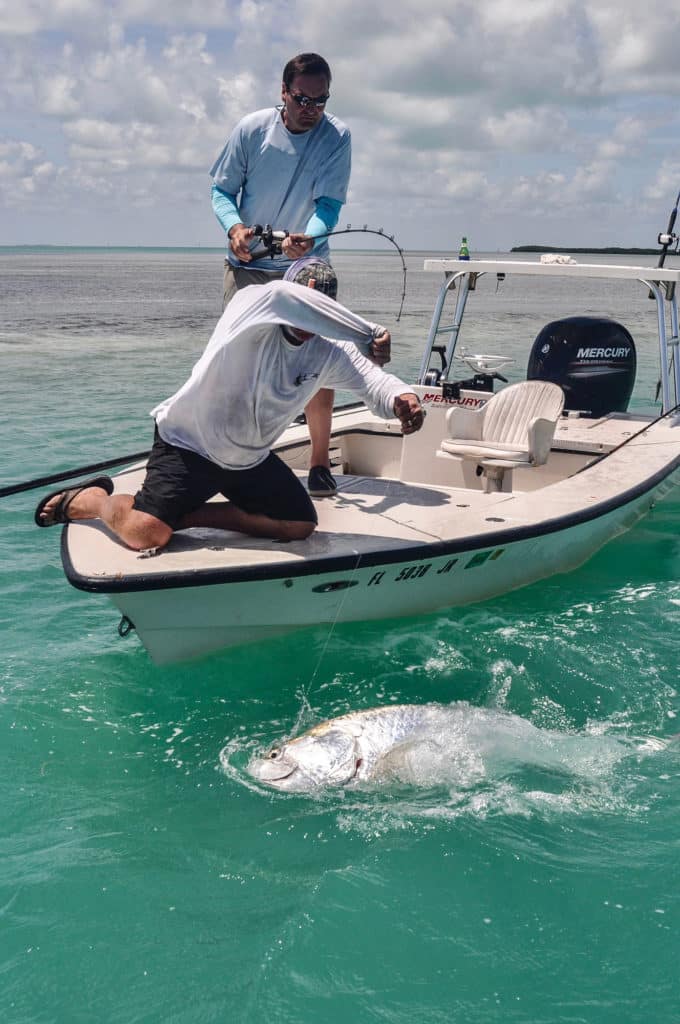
[437,380,565,492]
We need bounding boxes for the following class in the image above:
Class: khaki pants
[223,262,283,310]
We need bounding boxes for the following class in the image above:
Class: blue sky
[1,0,679,250]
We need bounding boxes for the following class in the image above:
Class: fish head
[248,724,361,792]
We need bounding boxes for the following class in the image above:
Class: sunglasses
[287,90,329,109]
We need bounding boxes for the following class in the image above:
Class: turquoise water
[2,251,680,1023]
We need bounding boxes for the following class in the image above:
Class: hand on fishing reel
[227,223,257,262]
[246,224,314,262]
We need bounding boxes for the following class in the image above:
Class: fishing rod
[249,224,408,321]
[657,189,680,268]
[652,188,680,398]
[1,397,370,500]
[650,188,680,301]
[0,450,150,499]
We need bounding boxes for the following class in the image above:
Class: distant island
[512,244,662,256]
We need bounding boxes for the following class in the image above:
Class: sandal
[34,475,114,528]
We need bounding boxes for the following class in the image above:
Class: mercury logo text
[576,347,631,359]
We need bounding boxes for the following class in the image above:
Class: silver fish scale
[329,704,440,778]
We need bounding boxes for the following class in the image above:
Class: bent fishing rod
[248,223,408,321]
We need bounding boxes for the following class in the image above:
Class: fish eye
[268,748,280,760]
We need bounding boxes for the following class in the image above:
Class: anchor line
[4,406,366,501]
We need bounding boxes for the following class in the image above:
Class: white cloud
[1,0,679,246]
[644,161,680,204]
[37,72,80,116]
[482,109,571,153]
[0,138,57,203]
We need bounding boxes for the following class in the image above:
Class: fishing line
[250,224,408,321]
[294,426,414,731]
[248,223,408,725]
[317,226,408,321]
[292,549,364,738]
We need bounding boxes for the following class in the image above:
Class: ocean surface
[1,248,679,1023]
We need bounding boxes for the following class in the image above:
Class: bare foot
[38,483,111,525]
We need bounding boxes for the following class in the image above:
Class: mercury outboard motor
[527,317,636,418]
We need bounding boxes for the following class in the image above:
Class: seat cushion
[440,439,531,461]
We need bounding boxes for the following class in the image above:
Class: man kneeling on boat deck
[35,259,424,551]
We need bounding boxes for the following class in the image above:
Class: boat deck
[63,408,680,589]
[65,466,508,582]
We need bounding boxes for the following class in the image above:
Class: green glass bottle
[458,236,470,260]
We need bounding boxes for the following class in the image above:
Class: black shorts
[132,429,317,530]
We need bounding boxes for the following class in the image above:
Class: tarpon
[247,701,665,793]
[248,704,438,791]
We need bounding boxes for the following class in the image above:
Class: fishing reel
[657,230,679,251]
[250,223,289,259]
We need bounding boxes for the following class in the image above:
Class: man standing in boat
[35,260,424,552]
[210,52,355,499]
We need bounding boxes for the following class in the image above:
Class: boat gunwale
[61,451,680,595]
[422,257,680,282]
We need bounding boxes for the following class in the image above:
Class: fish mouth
[266,767,297,782]
[250,759,300,786]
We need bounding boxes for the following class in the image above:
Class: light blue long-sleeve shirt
[211,186,342,251]
[210,106,351,271]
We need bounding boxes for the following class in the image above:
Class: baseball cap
[283,256,338,299]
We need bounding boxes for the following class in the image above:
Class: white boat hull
[105,468,677,663]
[59,258,680,663]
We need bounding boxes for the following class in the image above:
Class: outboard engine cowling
[527,317,636,418]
